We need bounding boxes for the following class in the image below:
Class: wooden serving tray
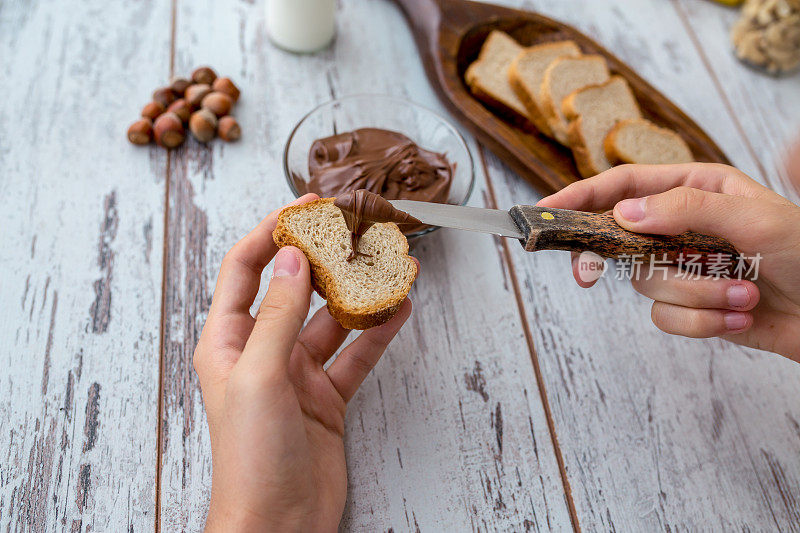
[393,0,731,194]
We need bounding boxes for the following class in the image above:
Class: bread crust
[602,121,626,165]
[562,87,602,177]
[538,67,568,144]
[562,76,640,178]
[465,31,535,132]
[565,116,599,178]
[603,119,693,165]
[508,56,554,136]
[508,41,582,137]
[539,55,609,145]
[272,198,417,330]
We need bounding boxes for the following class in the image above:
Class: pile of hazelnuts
[127,66,241,148]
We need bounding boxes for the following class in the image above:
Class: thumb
[612,186,771,251]
[237,246,312,376]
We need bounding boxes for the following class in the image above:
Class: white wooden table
[2,0,799,531]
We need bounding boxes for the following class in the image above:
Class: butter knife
[389,200,738,261]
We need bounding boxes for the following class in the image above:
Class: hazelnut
[218,116,241,142]
[153,112,186,148]
[201,92,233,117]
[189,109,218,143]
[191,66,217,85]
[212,77,240,102]
[166,98,191,123]
[141,101,165,120]
[152,87,176,108]
[127,118,153,145]
[169,77,192,96]
[185,83,212,108]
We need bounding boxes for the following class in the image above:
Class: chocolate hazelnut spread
[304,128,453,211]
[300,127,453,260]
[334,190,421,261]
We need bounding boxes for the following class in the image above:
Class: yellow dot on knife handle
[541,212,554,220]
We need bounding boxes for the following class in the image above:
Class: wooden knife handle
[509,205,738,262]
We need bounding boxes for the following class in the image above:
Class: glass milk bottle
[266,0,336,53]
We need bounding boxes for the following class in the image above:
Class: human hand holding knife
[399,162,800,361]
[390,200,738,265]
[338,159,800,360]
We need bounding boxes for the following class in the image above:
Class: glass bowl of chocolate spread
[284,94,475,238]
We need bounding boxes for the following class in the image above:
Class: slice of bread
[508,40,581,136]
[604,119,694,165]
[273,198,417,330]
[465,31,532,127]
[562,76,642,178]
[539,55,610,145]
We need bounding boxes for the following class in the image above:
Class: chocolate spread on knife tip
[304,127,453,261]
[334,190,421,261]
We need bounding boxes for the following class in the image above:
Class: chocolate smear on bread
[335,189,421,261]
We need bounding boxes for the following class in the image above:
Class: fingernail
[273,248,300,278]
[616,198,646,222]
[576,251,606,283]
[727,284,750,308]
[724,312,749,331]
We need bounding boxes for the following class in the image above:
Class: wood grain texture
[510,205,737,261]
[393,0,730,195]
[482,0,800,529]
[159,0,573,530]
[0,0,170,530]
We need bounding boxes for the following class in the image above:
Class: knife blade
[389,200,740,270]
[389,200,524,239]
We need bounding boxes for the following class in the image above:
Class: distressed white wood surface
[0,0,169,531]
[4,0,799,530]
[483,0,800,530]
[160,1,572,531]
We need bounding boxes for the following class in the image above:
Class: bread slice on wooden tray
[465,30,532,127]
[273,198,417,330]
[508,40,582,136]
[539,55,610,145]
[562,76,642,178]
[604,119,694,165]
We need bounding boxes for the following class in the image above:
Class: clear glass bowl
[283,94,475,238]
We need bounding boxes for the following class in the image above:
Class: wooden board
[0,0,170,530]
[393,0,730,195]
[481,0,800,529]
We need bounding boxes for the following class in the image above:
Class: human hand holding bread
[539,163,800,362]
[195,194,415,532]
